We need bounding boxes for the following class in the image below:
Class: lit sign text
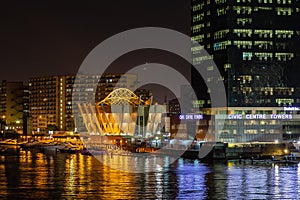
[227,114,293,120]
[179,114,203,120]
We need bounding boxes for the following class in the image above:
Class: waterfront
[0,148,299,199]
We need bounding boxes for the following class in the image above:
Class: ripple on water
[0,149,299,199]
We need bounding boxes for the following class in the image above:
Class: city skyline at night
[1,2,300,199]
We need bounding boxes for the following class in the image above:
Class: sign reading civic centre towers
[225,114,293,120]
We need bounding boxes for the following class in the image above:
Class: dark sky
[0,1,190,82]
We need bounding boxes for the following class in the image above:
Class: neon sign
[227,114,293,120]
[179,114,203,120]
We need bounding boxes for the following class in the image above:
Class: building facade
[191,0,300,106]
[170,106,300,143]
[29,74,138,134]
[0,80,27,134]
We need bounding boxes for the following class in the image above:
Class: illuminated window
[234,40,252,49]
[236,18,252,26]
[213,40,232,51]
[214,29,229,39]
[242,52,253,60]
[276,7,293,15]
[254,41,273,49]
[224,64,231,69]
[244,130,258,134]
[192,34,205,43]
[192,3,204,11]
[233,29,252,37]
[276,98,294,106]
[260,87,274,95]
[275,30,294,38]
[253,6,273,11]
[191,46,204,54]
[276,0,290,4]
[215,0,226,3]
[193,55,214,65]
[233,6,252,14]
[192,24,205,33]
[217,7,228,16]
[275,53,294,61]
[254,29,273,38]
[254,52,273,60]
[193,13,204,22]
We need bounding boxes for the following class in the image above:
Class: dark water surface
[0,148,299,199]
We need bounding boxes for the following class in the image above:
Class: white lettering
[185,115,193,119]
[246,114,266,119]
[284,107,299,111]
[179,114,204,120]
[228,114,242,119]
[193,115,203,120]
[270,114,293,119]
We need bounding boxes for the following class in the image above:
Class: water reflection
[0,148,299,199]
[176,159,210,199]
[97,153,178,173]
[225,162,300,199]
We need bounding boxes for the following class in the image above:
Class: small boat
[80,148,92,155]
[0,139,20,147]
[58,143,81,154]
[20,141,42,149]
[39,142,66,153]
[80,149,107,156]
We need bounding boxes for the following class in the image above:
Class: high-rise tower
[191,0,300,107]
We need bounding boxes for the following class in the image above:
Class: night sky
[0,1,190,83]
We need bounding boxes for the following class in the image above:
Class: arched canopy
[97,88,149,106]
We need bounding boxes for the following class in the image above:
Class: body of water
[0,148,299,199]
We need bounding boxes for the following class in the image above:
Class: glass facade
[191,0,300,106]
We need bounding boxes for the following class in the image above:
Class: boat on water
[80,148,107,156]
[0,139,24,147]
[20,141,42,149]
[58,143,82,154]
[39,142,67,153]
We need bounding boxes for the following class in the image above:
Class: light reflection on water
[0,148,299,199]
